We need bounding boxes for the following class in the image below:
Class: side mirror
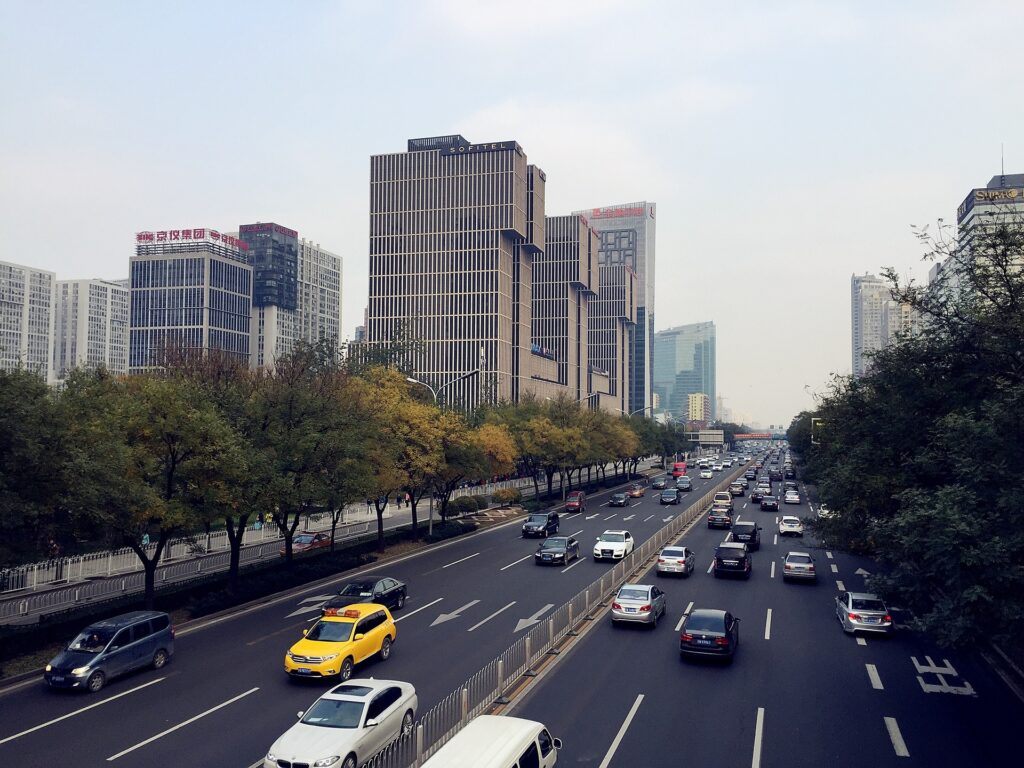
[553,738,563,750]
[297,711,304,718]
[354,633,365,641]
[302,629,308,636]
[365,718,379,727]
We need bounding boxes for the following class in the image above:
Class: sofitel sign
[443,141,517,156]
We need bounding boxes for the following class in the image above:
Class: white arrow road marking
[500,554,532,571]
[855,567,871,576]
[467,601,516,632]
[663,516,673,522]
[285,595,336,618]
[622,514,635,521]
[394,597,443,622]
[866,664,884,690]
[515,603,555,632]
[431,599,481,627]
[586,513,599,520]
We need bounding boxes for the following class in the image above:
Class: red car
[565,491,586,512]
[279,532,332,557]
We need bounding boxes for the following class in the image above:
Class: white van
[421,715,561,768]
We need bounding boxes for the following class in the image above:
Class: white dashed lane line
[836,580,846,591]
[764,608,773,640]
[826,551,834,559]
[884,716,910,757]
[499,555,532,571]
[770,561,776,579]
[857,637,868,646]
[866,664,884,690]
[674,601,695,632]
[598,695,645,768]
[831,564,839,573]
[751,707,766,768]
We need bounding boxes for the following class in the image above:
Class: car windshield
[69,627,116,653]
[600,533,625,542]
[339,583,374,597]
[301,698,365,729]
[527,515,548,523]
[685,614,725,633]
[568,493,583,500]
[662,491,676,496]
[851,598,887,612]
[294,534,315,545]
[306,620,355,642]
[618,588,648,600]
[540,539,566,550]
[734,524,755,533]
[788,554,812,564]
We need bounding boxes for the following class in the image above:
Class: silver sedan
[611,584,667,627]
[656,546,695,577]
[835,591,893,634]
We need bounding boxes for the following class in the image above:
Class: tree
[430,414,516,519]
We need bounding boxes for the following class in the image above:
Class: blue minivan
[45,611,174,692]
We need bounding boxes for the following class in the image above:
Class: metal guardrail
[364,467,743,768]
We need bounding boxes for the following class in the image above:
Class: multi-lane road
[0,456,1019,767]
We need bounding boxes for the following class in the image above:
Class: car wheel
[401,709,415,737]
[651,611,658,628]
[380,636,392,660]
[86,671,105,693]
[339,657,354,681]
[152,649,168,670]
[341,754,357,768]
[713,570,720,579]
[396,591,406,609]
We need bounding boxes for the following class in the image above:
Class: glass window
[518,742,540,768]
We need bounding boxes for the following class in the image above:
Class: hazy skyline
[2,1,1022,425]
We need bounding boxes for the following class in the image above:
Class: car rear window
[685,614,725,633]
[662,548,686,557]
[787,554,812,564]
[851,599,887,612]
[734,523,755,532]
[618,588,648,600]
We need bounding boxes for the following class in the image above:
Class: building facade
[54,279,129,380]
[0,259,57,382]
[850,273,888,378]
[366,134,546,408]
[688,392,711,423]
[588,264,637,414]
[652,321,716,421]
[241,222,299,311]
[130,228,252,373]
[574,202,656,415]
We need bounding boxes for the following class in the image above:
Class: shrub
[472,494,490,510]
[448,496,479,516]
[492,488,522,504]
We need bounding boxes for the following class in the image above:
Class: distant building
[130,228,252,373]
[688,392,711,422]
[0,259,57,382]
[54,279,129,380]
[851,273,916,377]
[588,264,637,414]
[652,321,716,419]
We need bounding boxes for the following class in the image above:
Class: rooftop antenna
[1001,142,1005,185]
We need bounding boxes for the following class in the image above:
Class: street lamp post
[405,369,481,537]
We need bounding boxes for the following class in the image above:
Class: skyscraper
[130,228,252,373]
[0,259,57,382]
[651,321,716,421]
[850,273,888,378]
[588,264,637,414]
[574,202,656,414]
[366,134,546,407]
[54,278,129,380]
[688,392,711,423]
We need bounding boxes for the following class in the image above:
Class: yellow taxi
[284,603,396,681]
[627,483,646,498]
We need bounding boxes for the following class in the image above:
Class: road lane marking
[773,534,777,545]
[467,601,517,632]
[566,513,581,519]
[394,597,443,622]
[836,580,846,591]
[867,664,884,690]
[752,707,765,768]
[743,503,747,509]
[442,552,479,569]
[604,513,617,520]
[629,503,641,508]
[585,513,599,520]
[830,564,839,573]
[600,502,609,507]
[515,604,555,632]
[643,514,654,522]
[707,560,715,574]
[884,716,910,756]
[107,687,259,760]
[0,678,165,746]
[764,609,772,640]
[770,561,776,579]
[623,514,635,521]
[431,599,480,626]
[857,637,867,646]
[570,529,584,537]
[675,601,694,631]
[561,558,585,574]
[500,554,532,571]
[598,694,644,768]
[826,551,834,559]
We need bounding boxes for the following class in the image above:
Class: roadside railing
[364,467,744,768]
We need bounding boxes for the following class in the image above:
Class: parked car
[281,532,332,557]
[782,551,816,582]
[679,609,740,661]
[263,678,417,768]
[323,578,408,615]
[835,592,893,635]
[593,530,634,560]
[611,584,667,627]
[730,521,761,551]
[657,546,695,577]
[608,492,629,508]
[534,536,580,566]
[713,542,752,579]
[44,611,174,692]
[565,491,586,512]
[522,511,560,537]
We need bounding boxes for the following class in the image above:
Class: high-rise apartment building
[652,321,716,421]
[130,228,252,373]
[688,392,711,423]
[0,259,57,382]
[588,264,637,414]
[574,202,656,415]
[851,273,889,378]
[366,135,547,407]
[54,279,129,380]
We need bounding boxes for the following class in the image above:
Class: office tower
[533,215,597,400]
[130,228,252,373]
[652,321,716,420]
[366,134,546,407]
[0,259,57,382]
[688,392,711,423]
[54,279,129,380]
[574,202,656,414]
[588,264,637,414]
[850,273,889,378]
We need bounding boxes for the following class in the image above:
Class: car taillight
[884,614,892,622]
[681,633,693,641]
[808,564,815,571]
[658,558,666,563]
[714,637,730,646]
[640,604,651,612]
[848,612,861,620]
[784,564,793,570]
[612,602,622,610]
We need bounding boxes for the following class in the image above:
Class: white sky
[2,0,1021,425]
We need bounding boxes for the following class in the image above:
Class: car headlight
[313,757,341,767]
[266,753,277,763]
[45,664,52,672]
[71,666,91,676]
[322,654,339,662]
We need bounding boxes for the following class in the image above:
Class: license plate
[865,617,880,624]
[296,668,312,675]
[51,676,64,682]
[543,555,551,560]
[696,639,713,646]
[625,608,636,613]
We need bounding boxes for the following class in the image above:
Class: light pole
[627,405,652,417]
[406,369,481,537]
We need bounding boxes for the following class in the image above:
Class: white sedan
[594,530,635,560]
[700,469,714,479]
[779,516,804,536]
[265,679,417,768]
[784,490,801,504]
[712,463,724,471]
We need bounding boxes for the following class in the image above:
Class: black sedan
[750,488,764,503]
[534,536,580,566]
[652,478,668,490]
[609,492,629,507]
[760,495,780,511]
[660,489,681,505]
[679,609,740,661]
[322,577,407,615]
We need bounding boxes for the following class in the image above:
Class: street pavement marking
[856,637,867,646]
[773,534,777,546]
[643,514,654,522]
[285,594,335,618]
[467,601,517,632]
[566,513,582,520]
[630,503,641,508]
[743,503,748,509]
[394,597,443,622]
[0,678,165,746]
[826,551,834,559]
[623,514,636,521]
[586,513,599,520]
[830,564,839,573]
[604,513,618,520]
[431,599,480,627]
[770,561,776,579]
[107,687,259,761]
[570,529,584,537]
[764,608,772,640]
[561,558,585,574]
[884,716,910,757]
[598,694,644,768]
[836,580,846,591]
[500,554,532,571]
[442,552,479,569]
[600,501,609,507]
[707,559,715,574]
[674,601,694,631]
[867,664,884,690]
[751,707,766,768]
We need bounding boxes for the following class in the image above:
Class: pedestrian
[142,532,150,547]
[404,492,411,508]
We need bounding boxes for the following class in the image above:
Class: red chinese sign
[135,228,249,250]
[589,206,645,219]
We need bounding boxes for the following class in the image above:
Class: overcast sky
[2,1,1022,426]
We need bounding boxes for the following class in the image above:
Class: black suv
[522,511,559,538]
[784,467,796,479]
[713,542,752,579]
[731,522,762,551]
[750,488,765,504]
[769,468,783,481]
